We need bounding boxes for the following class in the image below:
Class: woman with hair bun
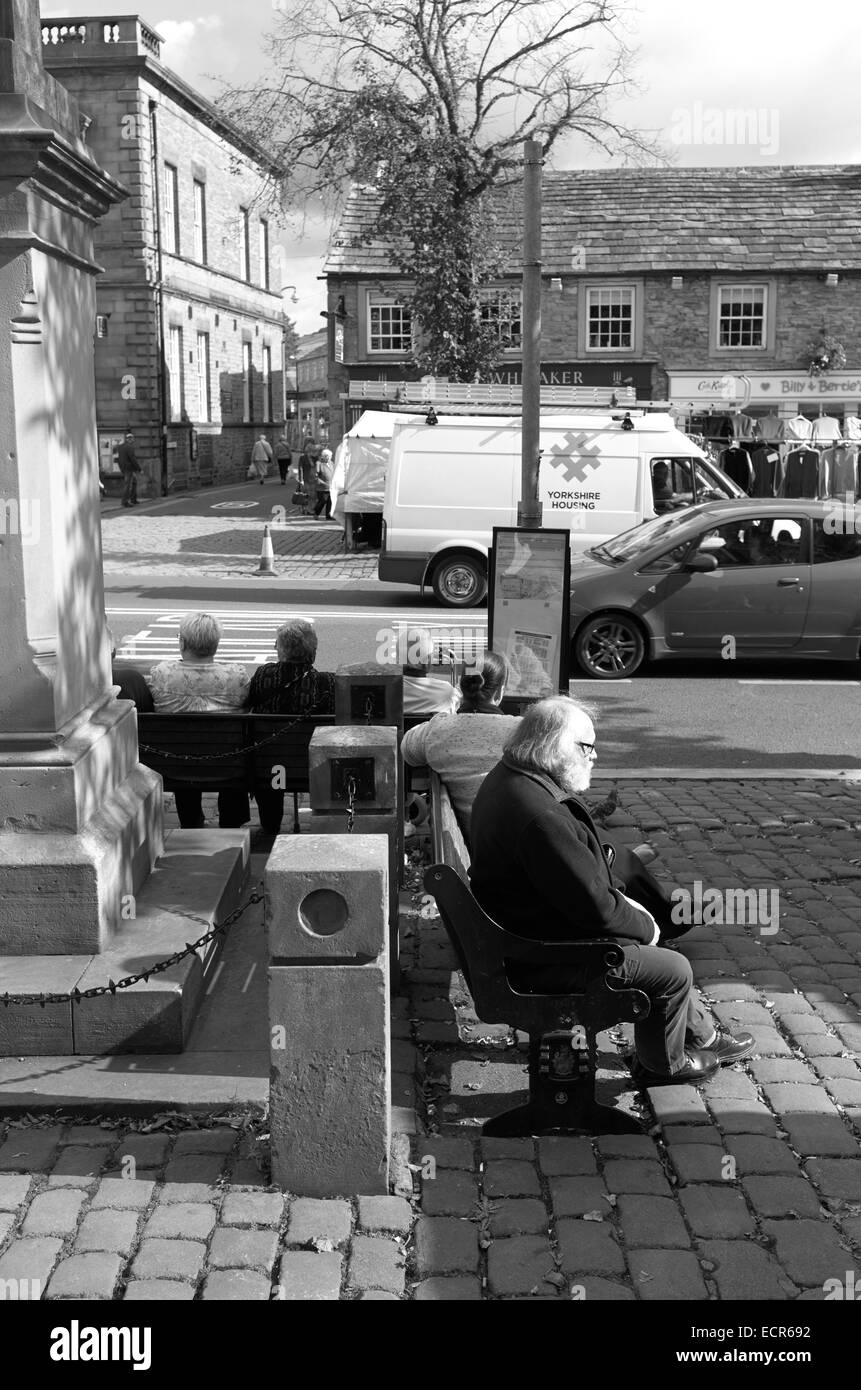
[401,650,521,840]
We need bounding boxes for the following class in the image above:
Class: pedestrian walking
[275,428,292,486]
[296,443,316,515]
[118,430,141,507]
[249,433,273,484]
[313,446,334,519]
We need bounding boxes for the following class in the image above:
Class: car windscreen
[596,505,711,562]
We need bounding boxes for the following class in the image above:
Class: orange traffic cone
[256,524,277,575]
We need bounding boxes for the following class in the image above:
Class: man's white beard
[556,761,591,797]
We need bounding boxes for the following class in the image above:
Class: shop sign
[670,372,861,403]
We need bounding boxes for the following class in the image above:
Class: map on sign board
[488,528,570,699]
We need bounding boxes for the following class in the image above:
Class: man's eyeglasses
[577,741,596,757]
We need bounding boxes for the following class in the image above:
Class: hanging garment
[719,445,754,492]
[845,417,861,442]
[810,415,843,445]
[782,447,820,498]
[780,416,814,442]
[823,445,857,499]
[756,415,783,442]
[710,412,755,440]
[748,441,781,498]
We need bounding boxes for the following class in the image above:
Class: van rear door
[389,422,517,555]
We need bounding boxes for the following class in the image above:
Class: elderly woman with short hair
[246,618,336,835]
[148,612,250,828]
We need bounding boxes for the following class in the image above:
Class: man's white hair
[503,695,596,781]
[179,612,221,659]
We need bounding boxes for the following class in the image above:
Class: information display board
[487,527,571,699]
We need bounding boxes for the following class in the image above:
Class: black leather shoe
[632,1047,720,1087]
[701,1028,755,1065]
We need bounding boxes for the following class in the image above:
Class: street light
[281,284,299,304]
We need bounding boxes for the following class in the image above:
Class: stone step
[0,830,250,1057]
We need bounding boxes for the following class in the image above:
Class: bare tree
[221,0,661,378]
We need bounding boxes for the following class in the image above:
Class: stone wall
[45,56,286,495]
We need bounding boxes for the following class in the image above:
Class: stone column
[0,0,164,955]
[0,2,248,1052]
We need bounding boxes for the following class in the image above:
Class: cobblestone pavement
[1,779,860,1300]
[101,508,378,580]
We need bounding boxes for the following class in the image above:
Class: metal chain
[0,889,264,1008]
[138,691,328,764]
[345,774,356,834]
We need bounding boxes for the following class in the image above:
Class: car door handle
[777,577,800,586]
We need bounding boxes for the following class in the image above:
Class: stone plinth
[334,662,403,728]
[0,1,248,1055]
[267,835,390,1196]
[308,725,398,813]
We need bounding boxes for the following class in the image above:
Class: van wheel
[574,612,646,679]
[431,555,487,607]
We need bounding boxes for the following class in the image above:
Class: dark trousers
[313,489,332,518]
[277,456,290,483]
[121,470,138,505]
[174,789,250,829]
[525,840,713,1075]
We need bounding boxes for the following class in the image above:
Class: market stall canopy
[331,411,416,527]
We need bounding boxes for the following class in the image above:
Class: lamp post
[280,285,298,424]
[518,138,543,528]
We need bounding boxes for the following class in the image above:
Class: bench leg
[483,1032,643,1137]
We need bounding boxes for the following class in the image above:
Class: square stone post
[267,835,390,1195]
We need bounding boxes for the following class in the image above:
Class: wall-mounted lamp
[671,275,684,290]
[280,284,299,304]
[425,405,438,427]
[825,272,839,287]
[549,277,563,292]
[335,295,347,319]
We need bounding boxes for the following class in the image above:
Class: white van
[379,411,743,606]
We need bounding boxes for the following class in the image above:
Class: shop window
[716,284,768,349]
[586,286,634,351]
[367,293,412,353]
[479,288,522,350]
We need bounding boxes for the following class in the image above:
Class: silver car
[569,499,861,678]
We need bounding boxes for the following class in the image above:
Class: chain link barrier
[138,686,329,765]
[0,889,264,1009]
[345,774,357,834]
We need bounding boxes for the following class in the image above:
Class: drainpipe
[149,99,169,496]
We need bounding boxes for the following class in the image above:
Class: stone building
[324,165,861,448]
[293,329,330,445]
[42,14,286,495]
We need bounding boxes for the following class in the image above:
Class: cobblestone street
[1,778,859,1300]
[100,501,379,581]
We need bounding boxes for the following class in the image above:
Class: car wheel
[574,612,646,679]
[431,554,487,607]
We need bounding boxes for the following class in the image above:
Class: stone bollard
[334,662,403,729]
[335,662,405,891]
[308,724,400,976]
[267,835,390,1195]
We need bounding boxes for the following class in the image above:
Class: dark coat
[469,757,655,944]
[117,441,140,475]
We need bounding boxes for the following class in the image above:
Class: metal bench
[424,772,649,1135]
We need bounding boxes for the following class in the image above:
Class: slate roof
[325,165,861,276]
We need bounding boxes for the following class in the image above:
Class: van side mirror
[686,551,720,572]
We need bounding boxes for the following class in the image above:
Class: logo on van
[546,433,603,485]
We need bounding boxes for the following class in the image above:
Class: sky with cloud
[42,0,861,334]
